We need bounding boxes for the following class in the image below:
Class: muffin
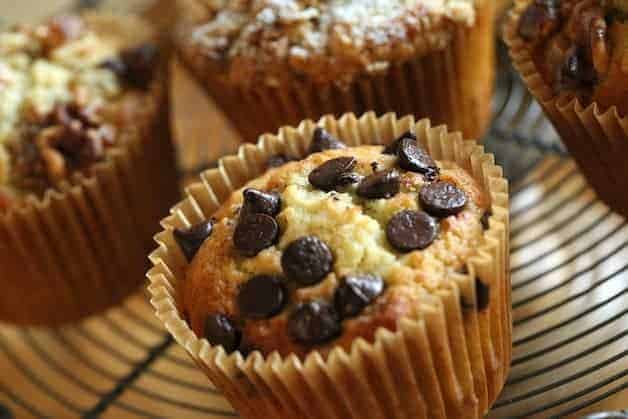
[505,0,628,216]
[175,0,496,141]
[148,113,510,419]
[0,14,179,325]
[497,0,513,18]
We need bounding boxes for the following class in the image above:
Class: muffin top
[516,0,628,113]
[178,0,478,88]
[0,14,161,212]
[177,129,490,359]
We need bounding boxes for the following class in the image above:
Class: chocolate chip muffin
[0,14,178,325]
[175,0,495,141]
[516,0,628,112]
[505,0,628,216]
[149,113,511,419]
[180,135,489,359]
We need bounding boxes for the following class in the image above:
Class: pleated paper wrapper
[0,14,180,326]
[147,112,511,419]
[175,0,495,142]
[505,1,628,217]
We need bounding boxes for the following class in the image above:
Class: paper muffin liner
[177,0,495,143]
[504,1,628,216]
[147,112,510,418]
[0,16,180,326]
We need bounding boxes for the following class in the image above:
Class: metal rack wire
[0,3,626,418]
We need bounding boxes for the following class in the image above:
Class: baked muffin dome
[0,14,161,210]
[177,0,477,88]
[179,129,490,358]
[175,0,495,141]
[516,0,628,114]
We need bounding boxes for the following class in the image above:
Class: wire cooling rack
[0,3,627,418]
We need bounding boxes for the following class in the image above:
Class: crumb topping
[180,0,477,87]
[0,15,159,211]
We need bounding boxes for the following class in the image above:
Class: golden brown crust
[182,145,489,357]
[176,0,478,88]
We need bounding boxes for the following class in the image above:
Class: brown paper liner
[0,16,180,326]
[147,112,510,418]
[504,1,628,217]
[177,0,495,143]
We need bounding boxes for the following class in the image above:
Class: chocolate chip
[476,278,490,311]
[397,138,438,176]
[308,128,346,154]
[173,220,213,261]
[204,313,241,353]
[357,169,400,199]
[233,213,279,257]
[334,274,384,318]
[386,210,439,252]
[281,236,333,286]
[419,181,467,218]
[560,47,597,89]
[0,403,12,419]
[308,157,358,191]
[103,43,159,90]
[383,131,416,155]
[241,188,281,218]
[517,0,560,41]
[238,275,286,319]
[288,301,341,345]
[237,338,258,358]
[267,154,293,168]
[481,211,491,230]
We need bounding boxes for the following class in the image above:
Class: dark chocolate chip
[383,131,416,155]
[308,157,358,191]
[308,128,346,154]
[238,275,286,319]
[386,210,439,252]
[237,338,258,358]
[173,220,213,261]
[357,169,400,199]
[475,278,490,311]
[397,138,438,175]
[267,154,293,168]
[233,213,279,257]
[419,181,468,218]
[560,46,597,89]
[288,300,341,345]
[105,43,159,90]
[517,0,560,41]
[0,403,12,419]
[334,274,384,318]
[204,313,241,353]
[481,211,491,230]
[281,236,333,286]
[241,188,281,218]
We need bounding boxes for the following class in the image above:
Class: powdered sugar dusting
[183,0,477,87]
